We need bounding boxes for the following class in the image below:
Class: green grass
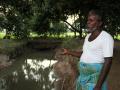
[0,32,120,40]
[114,34,120,40]
[29,32,79,39]
[0,39,26,54]
[0,32,5,39]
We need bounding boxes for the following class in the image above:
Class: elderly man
[62,9,114,90]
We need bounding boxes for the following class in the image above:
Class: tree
[1,0,120,39]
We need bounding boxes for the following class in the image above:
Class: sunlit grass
[0,32,120,40]
[114,34,120,40]
[0,32,5,39]
[29,32,79,39]
[30,32,38,37]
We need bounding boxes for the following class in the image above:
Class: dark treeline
[0,0,120,39]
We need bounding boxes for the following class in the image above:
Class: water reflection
[22,59,57,82]
[0,79,7,90]
[0,50,57,90]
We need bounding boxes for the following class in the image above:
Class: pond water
[0,49,57,90]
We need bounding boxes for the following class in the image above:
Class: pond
[0,49,57,90]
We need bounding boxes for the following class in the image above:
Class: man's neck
[91,28,102,36]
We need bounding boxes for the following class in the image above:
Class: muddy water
[0,48,120,90]
[0,49,57,90]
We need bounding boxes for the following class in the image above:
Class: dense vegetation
[0,0,120,39]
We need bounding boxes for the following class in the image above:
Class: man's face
[87,13,102,33]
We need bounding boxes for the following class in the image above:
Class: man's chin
[86,29,92,33]
[87,28,96,33]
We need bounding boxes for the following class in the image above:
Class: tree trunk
[62,20,79,32]
[78,13,82,39]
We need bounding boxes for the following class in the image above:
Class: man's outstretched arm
[61,48,83,58]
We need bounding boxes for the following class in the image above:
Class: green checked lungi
[76,62,107,90]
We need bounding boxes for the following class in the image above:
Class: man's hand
[61,48,82,58]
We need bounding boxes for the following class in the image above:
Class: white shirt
[80,31,114,63]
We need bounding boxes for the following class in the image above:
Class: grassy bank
[0,39,27,55]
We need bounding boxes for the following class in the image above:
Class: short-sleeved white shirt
[80,31,114,63]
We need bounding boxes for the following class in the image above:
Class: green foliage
[1,0,120,39]
[48,21,68,36]
[0,1,32,39]
[33,14,50,36]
